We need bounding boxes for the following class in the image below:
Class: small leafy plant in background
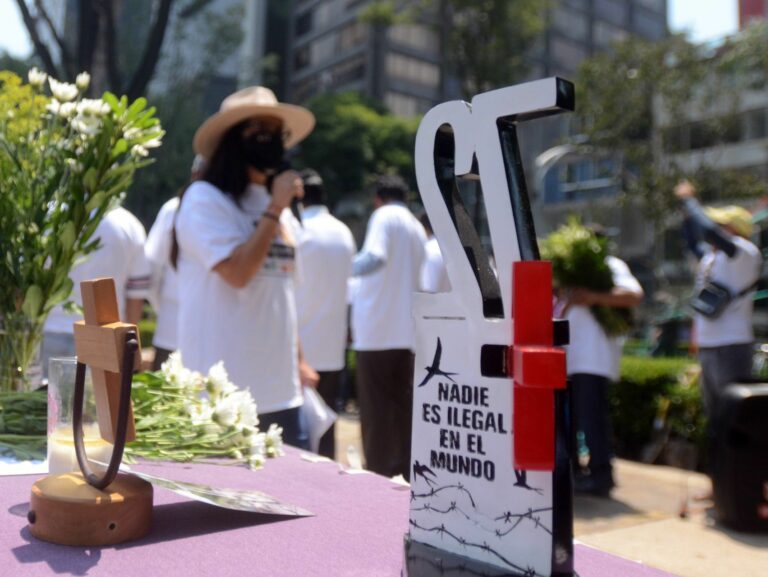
[0,68,163,390]
[126,353,283,469]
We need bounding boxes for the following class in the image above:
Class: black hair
[375,174,408,202]
[419,211,433,235]
[300,168,324,206]
[200,120,253,205]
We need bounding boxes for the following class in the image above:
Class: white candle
[47,424,115,475]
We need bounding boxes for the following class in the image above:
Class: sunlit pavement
[335,412,768,577]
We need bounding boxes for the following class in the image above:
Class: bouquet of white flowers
[0,68,163,390]
[126,353,283,470]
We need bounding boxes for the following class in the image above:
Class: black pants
[355,349,414,480]
[316,370,342,460]
[571,373,614,488]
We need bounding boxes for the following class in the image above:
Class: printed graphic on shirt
[256,223,295,277]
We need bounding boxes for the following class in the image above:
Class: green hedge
[611,356,704,461]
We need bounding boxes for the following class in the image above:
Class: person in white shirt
[175,86,319,449]
[674,181,761,424]
[351,174,427,479]
[561,229,644,497]
[145,155,206,370]
[419,212,450,294]
[42,206,151,375]
[295,169,356,458]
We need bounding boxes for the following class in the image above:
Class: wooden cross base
[29,472,153,546]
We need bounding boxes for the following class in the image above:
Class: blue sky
[0,0,742,58]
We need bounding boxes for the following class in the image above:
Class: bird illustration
[417,337,458,387]
[413,460,438,487]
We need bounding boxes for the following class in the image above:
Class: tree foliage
[437,0,544,98]
[297,92,420,207]
[16,0,174,99]
[575,23,768,223]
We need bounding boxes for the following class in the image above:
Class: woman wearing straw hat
[174,86,318,448]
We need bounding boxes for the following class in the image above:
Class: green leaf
[21,285,43,318]
[112,139,128,157]
[85,191,107,213]
[103,92,119,111]
[127,97,147,119]
[59,221,75,253]
[83,167,98,192]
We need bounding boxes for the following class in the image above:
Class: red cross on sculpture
[509,261,567,471]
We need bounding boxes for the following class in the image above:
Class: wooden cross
[73,278,139,444]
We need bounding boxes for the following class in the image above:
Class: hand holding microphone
[268,162,303,225]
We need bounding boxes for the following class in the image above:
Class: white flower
[131,144,149,158]
[264,423,284,457]
[206,361,237,399]
[123,127,142,139]
[46,100,61,115]
[161,351,204,391]
[75,71,90,91]
[248,453,265,469]
[251,432,266,456]
[237,391,259,430]
[212,394,240,427]
[186,399,214,426]
[48,78,78,102]
[58,102,77,118]
[143,136,163,149]
[77,98,110,117]
[65,158,83,173]
[28,67,47,88]
[71,113,101,136]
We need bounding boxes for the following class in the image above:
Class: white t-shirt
[695,236,761,348]
[145,197,179,350]
[420,236,451,293]
[352,202,426,351]
[564,256,642,381]
[44,207,151,334]
[175,181,302,414]
[295,205,356,371]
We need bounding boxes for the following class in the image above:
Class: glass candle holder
[47,357,114,474]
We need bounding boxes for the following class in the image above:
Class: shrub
[610,356,702,460]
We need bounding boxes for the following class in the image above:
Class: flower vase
[0,315,44,392]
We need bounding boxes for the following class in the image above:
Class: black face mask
[242,131,284,173]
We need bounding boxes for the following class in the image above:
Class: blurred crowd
[41,85,763,495]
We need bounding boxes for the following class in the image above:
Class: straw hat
[193,86,315,158]
[704,205,753,238]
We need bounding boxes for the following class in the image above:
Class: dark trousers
[356,349,414,480]
[259,406,310,451]
[316,370,342,459]
[571,373,614,487]
[699,343,753,419]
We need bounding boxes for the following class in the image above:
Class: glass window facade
[386,53,440,88]
[388,24,439,54]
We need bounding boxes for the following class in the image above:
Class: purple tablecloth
[0,449,676,576]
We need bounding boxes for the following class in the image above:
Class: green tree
[437,0,545,98]
[575,24,768,223]
[298,92,420,207]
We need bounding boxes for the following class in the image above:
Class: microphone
[268,160,302,226]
